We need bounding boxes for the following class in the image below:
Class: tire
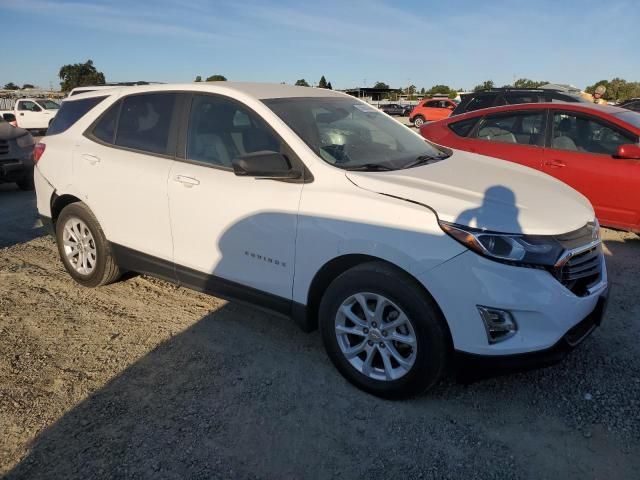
[55,202,121,287]
[413,116,425,127]
[319,262,450,399]
[16,172,34,191]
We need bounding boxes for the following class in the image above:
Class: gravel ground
[0,186,639,479]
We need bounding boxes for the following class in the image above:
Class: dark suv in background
[452,88,587,116]
[619,98,640,112]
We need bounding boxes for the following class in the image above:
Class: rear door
[462,109,547,171]
[78,92,179,271]
[542,110,640,229]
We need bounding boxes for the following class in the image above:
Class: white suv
[33,83,609,398]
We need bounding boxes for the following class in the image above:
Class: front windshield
[613,110,640,130]
[36,100,60,110]
[263,97,448,170]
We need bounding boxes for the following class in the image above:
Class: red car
[409,98,457,127]
[421,103,640,233]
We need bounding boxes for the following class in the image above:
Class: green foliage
[427,84,452,95]
[373,81,389,89]
[326,81,333,90]
[513,78,548,88]
[194,76,202,82]
[58,59,106,92]
[295,79,310,87]
[318,75,328,88]
[3,82,19,90]
[205,74,227,81]
[473,80,495,92]
[22,83,35,89]
[585,78,640,101]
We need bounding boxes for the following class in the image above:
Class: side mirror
[615,144,640,159]
[232,151,301,179]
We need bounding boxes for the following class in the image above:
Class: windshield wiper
[346,163,395,171]
[401,154,449,170]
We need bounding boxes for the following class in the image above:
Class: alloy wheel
[62,217,97,275]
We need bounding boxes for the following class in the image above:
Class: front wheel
[319,262,450,399]
[412,116,425,127]
[55,202,121,287]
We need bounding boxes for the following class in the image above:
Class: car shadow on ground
[0,184,45,248]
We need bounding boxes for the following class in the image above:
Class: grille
[0,140,9,155]
[553,222,602,297]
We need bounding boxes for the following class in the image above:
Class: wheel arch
[298,254,453,349]
[50,192,82,225]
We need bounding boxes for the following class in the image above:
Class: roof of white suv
[66,82,346,101]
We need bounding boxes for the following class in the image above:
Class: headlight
[439,220,564,267]
[16,134,35,149]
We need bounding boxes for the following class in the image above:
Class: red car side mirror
[616,144,640,159]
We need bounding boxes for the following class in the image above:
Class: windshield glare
[264,97,447,170]
[36,100,60,110]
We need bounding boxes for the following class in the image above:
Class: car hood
[345,150,594,235]
[0,122,30,140]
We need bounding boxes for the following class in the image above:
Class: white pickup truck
[0,98,60,132]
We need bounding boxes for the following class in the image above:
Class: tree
[22,83,35,89]
[513,78,548,88]
[420,87,425,95]
[586,78,640,102]
[326,82,333,90]
[194,75,202,82]
[205,74,227,81]
[3,82,19,90]
[473,80,494,92]
[58,59,106,92]
[427,84,452,95]
[295,79,310,87]
[318,75,328,88]
[373,81,389,89]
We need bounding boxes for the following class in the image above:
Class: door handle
[19,113,24,116]
[544,159,566,168]
[173,175,200,187]
[81,153,101,165]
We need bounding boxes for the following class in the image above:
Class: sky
[0,0,638,91]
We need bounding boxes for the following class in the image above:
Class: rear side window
[47,96,106,136]
[464,95,496,113]
[93,101,121,144]
[115,93,177,155]
[448,118,478,137]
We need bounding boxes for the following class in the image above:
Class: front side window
[36,100,60,110]
[551,112,635,155]
[425,100,440,108]
[474,112,545,146]
[18,101,39,112]
[115,93,177,155]
[264,97,447,170]
[48,96,106,135]
[186,94,281,168]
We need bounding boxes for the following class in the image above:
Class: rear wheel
[413,115,425,127]
[319,262,450,399]
[55,202,121,287]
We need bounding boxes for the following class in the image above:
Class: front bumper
[454,290,608,374]
[419,249,608,356]
[0,158,32,182]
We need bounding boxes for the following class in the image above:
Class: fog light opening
[477,306,517,344]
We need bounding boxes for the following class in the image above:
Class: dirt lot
[0,185,639,479]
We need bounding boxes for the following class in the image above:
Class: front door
[16,100,42,129]
[167,93,303,300]
[543,110,640,230]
